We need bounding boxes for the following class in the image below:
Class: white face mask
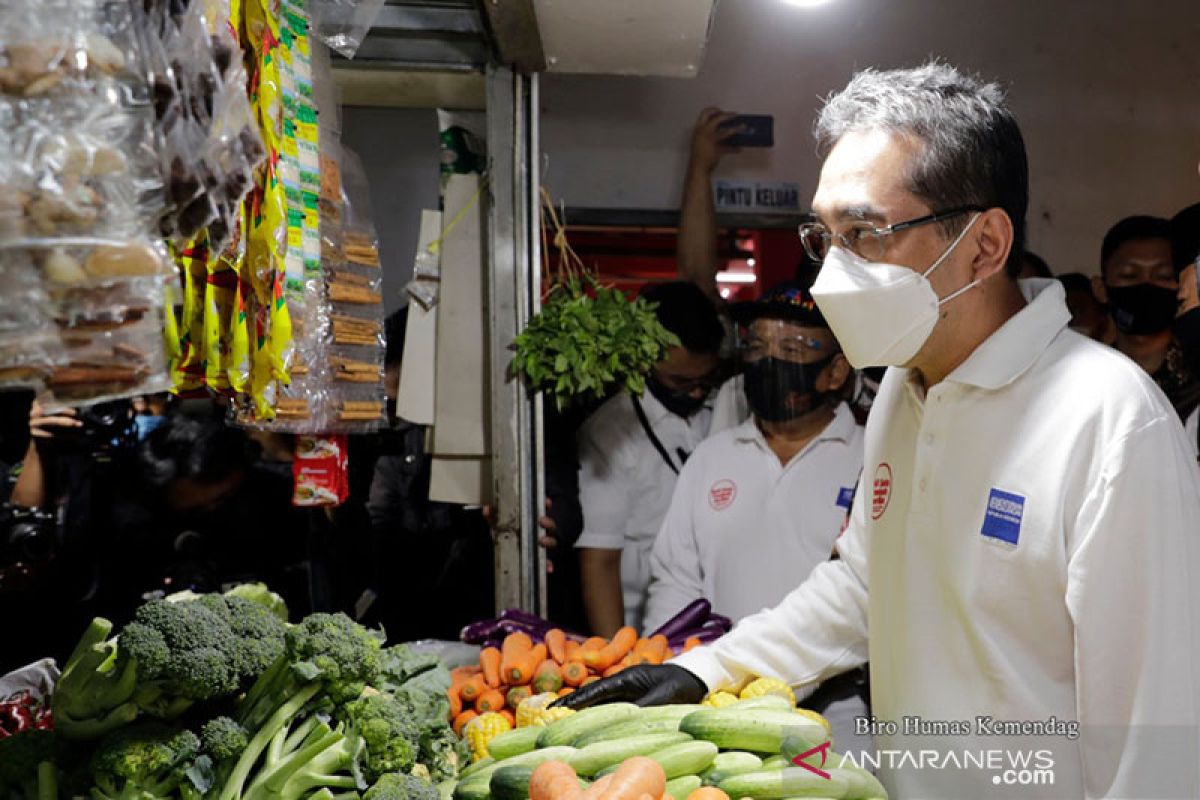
[810,214,981,368]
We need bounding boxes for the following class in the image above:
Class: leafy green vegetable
[511,275,679,409]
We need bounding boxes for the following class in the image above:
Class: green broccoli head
[90,723,201,799]
[418,726,466,783]
[363,772,440,800]
[223,596,288,679]
[286,613,382,704]
[200,717,249,762]
[343,693,420,783]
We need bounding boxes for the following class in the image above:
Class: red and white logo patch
[709,479,737,511]
[871,463,893,520]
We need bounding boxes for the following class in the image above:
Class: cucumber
[635,704,708,723]
[490,764,534,800]
[574,718,686,747]
[717,767,850,799]
[536,703,639,748]
[664,775,703,799]
[488,727,544,760]
[761,755,790,770]
[593,740,719,781]
[460,757,496,780]
[701,751,764,785]
[453,746,578,800]
[825,768,887,800]
[568,732,694,776]
[681,709,827,754]
[730,695,794,713]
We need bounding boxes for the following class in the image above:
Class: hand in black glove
[553,664,708,710]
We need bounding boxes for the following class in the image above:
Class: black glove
[553,664,708,710]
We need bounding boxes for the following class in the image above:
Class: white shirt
[1186,406,1198,459]
[674,279,1200,799]
[575,390,712,630]
[643,402,864,633]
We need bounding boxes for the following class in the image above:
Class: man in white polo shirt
[560,62,1200,799]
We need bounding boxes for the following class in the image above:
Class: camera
[0,505,58,591]
[47,400,138,456]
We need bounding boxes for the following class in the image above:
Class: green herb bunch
[511,273,680,409]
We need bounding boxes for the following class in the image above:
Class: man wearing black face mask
[1093,215,1200,421]
[575,282,724,636]
[643,281,868,749]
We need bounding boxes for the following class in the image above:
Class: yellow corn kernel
[516,692,576,727]
[739,677,796,705]
[701,690,741,707]
[795,707,833,739]
[464,711,512,761]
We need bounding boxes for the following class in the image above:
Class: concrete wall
[340,106,442,313]
[539,0,1200,276]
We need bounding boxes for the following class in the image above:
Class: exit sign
[713,180,802,213]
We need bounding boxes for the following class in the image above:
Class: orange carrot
[582,774,613,800]
[633,638,652,659]
[533,659,564,694]
[476,688,507,714]
[452,710,478,735]
[581,636,606,652]
[507,684,533,710]
[603,663,625,678]
[545,629,568,664]
[501,632,533,681]
[583,626,638,671]
[601,756,665,800]
[581,675,601,686]
[451,664,482,681]
[562,660,589,687]
[460,675,486,703]
[530,760,584,800]
[509,642,547,685]
[685,789,730,800]
[448,688,463,719]
[557,686,574,697]
[499,709,516,727]
[480,646,503,688]
[682,636,702,653]
[646,635,669,665]
[565,640,582,660]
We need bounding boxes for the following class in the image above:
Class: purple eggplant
[706,613,732,630]
[498,608,556,631]
[667,627,724,652]
[460,618,504,643]
[651,598,712,639]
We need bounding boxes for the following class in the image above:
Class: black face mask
[1176,308,1200,368]
[743,356,831,422]
[1106,283,1178,335]
[647,376,708,418]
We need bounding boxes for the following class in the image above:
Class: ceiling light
[717,271,757,284]
[746,258,756,267]
[781,0,831,6]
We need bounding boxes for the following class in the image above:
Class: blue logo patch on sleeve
[836,486,855,509]
[981,488,1025,545]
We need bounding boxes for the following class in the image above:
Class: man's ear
[972,208,1014,283]
[819,354,852,394]
[1091,274,1109,304]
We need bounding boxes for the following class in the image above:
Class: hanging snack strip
[0,0,173,405]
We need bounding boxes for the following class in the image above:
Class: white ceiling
[532,0,719,77]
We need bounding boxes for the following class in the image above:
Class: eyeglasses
[798,206,985,262]
[736,334,830,363]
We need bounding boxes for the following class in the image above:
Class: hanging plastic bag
[311,0,385,60]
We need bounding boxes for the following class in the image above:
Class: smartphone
[719,114,774,148]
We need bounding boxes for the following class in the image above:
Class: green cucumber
[665,775,703,799]
[730,695,794,712]
[460,756,496,780]
[490,765,534,800]
[488,727,544,760]
[536,703,639,748]
[717,767,850,799]
[453,746,578,800]
[593,740,718,780]
[761,755,790,770]
[568,732,694,776]
[701,751,764,785]
[825,767,887,800]
[681,709,827,754]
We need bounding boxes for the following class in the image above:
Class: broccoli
[0,730,58,800]
[188,594,288,682]
[88,722,203,800]
[341,693,420,783]
[52,618,140,740]
[223,582,289,622]
[200,717,249,762]
[363,772,440,800]
[417,727,467,784]
[212,613,382,800]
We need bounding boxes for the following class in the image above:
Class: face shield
[736,318,839,422]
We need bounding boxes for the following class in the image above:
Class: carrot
[562,660,589,687]
[530,760,584,800]
[452,710,478,735]
[685,789,730,800]
[582,773,613,800]
[581,675,601,686]
[480,646,503,688]
[583,626,638,671]
[565,640,582,660]
[545,628,568,664]
[460,675,486,703]
[557,687,574,697]
[448,688,463,719]
[603,663,625,678]
[600,756,665,800]
[533,659,564,694]
[645,635,669,665]
[451,664,482,681]
[581,636,606,652]
[476,688,507,714]
[633,638,652,659]
[509,642,547,685]
[682,636,702,653]
[501,632,533,681]
[499,709,516,727]
[507,684,533,710]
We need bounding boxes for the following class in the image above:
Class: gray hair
[815,61,1028,277]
